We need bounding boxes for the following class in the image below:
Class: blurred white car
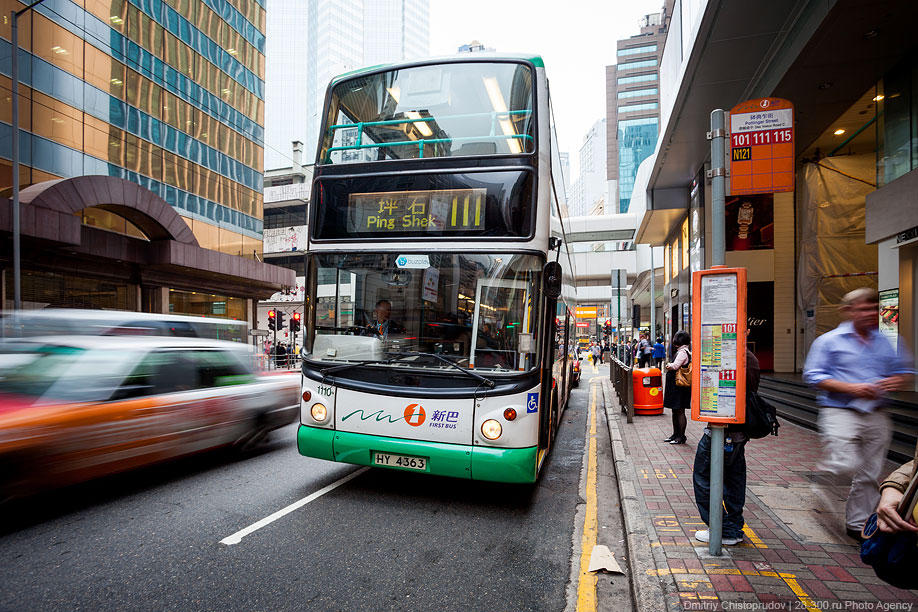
[0,336,298,497]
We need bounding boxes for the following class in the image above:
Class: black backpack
[742,391,780,439]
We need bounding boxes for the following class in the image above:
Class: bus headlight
[481,419,502,440]
[310,403,328,423]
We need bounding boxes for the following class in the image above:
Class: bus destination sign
[347,188,487,233]
[728,97,794,196]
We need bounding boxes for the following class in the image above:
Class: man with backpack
[693,347,764,546]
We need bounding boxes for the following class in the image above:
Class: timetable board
[728,98,794,196]
[691,268,747,424]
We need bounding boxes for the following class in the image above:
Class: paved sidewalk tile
[609,384,918,611]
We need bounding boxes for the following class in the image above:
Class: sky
[429,0,663,176]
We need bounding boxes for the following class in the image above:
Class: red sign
[576,322,589,328]
[729,98,794,196]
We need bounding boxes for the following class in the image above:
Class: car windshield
[321,62,534,164]
[0,344,138,403]
[304,253,542,372]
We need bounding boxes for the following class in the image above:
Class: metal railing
[610,357,634,424]
[325,110,534,162]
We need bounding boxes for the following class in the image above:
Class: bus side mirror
[543,261,562,299]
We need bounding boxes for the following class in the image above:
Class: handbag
[675,349,692,387]
[860,472,918,590]
[742,391,780,438]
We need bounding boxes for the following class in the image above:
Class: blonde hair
[841,287,879,307]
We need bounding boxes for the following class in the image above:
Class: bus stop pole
[708,108,727,555]
[649,247,655,340]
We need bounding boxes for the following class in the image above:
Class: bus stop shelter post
[708,108,727,556]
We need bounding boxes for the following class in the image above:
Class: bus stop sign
[691,267,747,424]
[728,98,794,196]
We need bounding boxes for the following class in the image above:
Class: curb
[599,377,680,612]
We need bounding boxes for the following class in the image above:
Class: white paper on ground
[588,544,625,574]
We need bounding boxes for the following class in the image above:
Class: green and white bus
[297,55,578,483]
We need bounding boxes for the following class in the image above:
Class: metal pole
[649,246,655,342]
[708,108,727,555]
[616,270,622,361]
[11,10,21,310]
[10,1,49,311]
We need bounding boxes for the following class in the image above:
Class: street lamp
[10,0,49,310]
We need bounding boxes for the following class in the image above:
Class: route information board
[691,268,747,424]
[728,98,794,196]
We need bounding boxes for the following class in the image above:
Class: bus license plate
[373,452,427,471]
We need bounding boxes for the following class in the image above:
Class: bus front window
[321,62,534,164]
[304,253,542,372]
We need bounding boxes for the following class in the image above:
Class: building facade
[605,5,670,213]
[264,0,309,169]
[634,0,918,379]
[303,0,430,157]
[570,118,607,217]
[258,141,311,341]
[0,0,293,317]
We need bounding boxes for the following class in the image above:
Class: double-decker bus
[297,55,577,483]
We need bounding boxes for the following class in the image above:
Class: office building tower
[572,118,607,217]
[1,0,292,314]
[303,0,430,157]
[606,4,671,213]
[265,0,310,169]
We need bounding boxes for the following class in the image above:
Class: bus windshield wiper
[319,358,392,377]
[387,351,496,388]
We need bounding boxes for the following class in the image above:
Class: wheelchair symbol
[527,392,539,413]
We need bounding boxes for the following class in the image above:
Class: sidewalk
[600,377,918,612]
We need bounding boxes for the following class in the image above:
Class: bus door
[468,279,534,372]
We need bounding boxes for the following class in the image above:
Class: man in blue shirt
[652,337,666,369]
[803,288,914,540]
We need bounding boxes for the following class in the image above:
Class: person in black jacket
[692,346,760,546]
[663,330,691,445]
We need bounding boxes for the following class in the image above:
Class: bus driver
[366,299,404,340]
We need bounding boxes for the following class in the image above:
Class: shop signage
[896,226,918,246]
[264,226,307,253]
[691,267,747,424]
[728,98,794,196]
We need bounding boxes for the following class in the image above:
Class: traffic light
[276,311,286,331]
[291,312,301,333]
[267,310,276,331]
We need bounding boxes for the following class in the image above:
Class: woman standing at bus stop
[663,330,691,444]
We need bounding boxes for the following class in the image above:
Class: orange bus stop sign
[728,98,794,196]
[691,267,747,425]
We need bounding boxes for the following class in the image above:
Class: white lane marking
[220,467,369,545]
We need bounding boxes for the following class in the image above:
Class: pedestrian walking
[600,341,608,364]
[591,342,601,367]
[652,337,665,369]
[641,334,653,367]
[692,344,761,546]
[662,330,691,445]
[803,287,914,541]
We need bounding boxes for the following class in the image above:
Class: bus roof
[328,53,545,86]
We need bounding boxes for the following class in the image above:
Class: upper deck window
[320,62,535,164]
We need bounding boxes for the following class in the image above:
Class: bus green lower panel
[471,445,539,483]
[297,426,538,483]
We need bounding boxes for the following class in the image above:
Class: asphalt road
[0,374,603,612]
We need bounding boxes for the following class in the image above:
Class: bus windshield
[304,253,542,372]
[321,62,535,164]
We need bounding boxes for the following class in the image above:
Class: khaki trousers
[816,407,892,531]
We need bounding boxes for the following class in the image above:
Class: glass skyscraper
[301,0,429,158]
[1,0,266,258]
[605,10,668,213]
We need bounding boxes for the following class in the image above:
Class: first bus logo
[404,404,426,426]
